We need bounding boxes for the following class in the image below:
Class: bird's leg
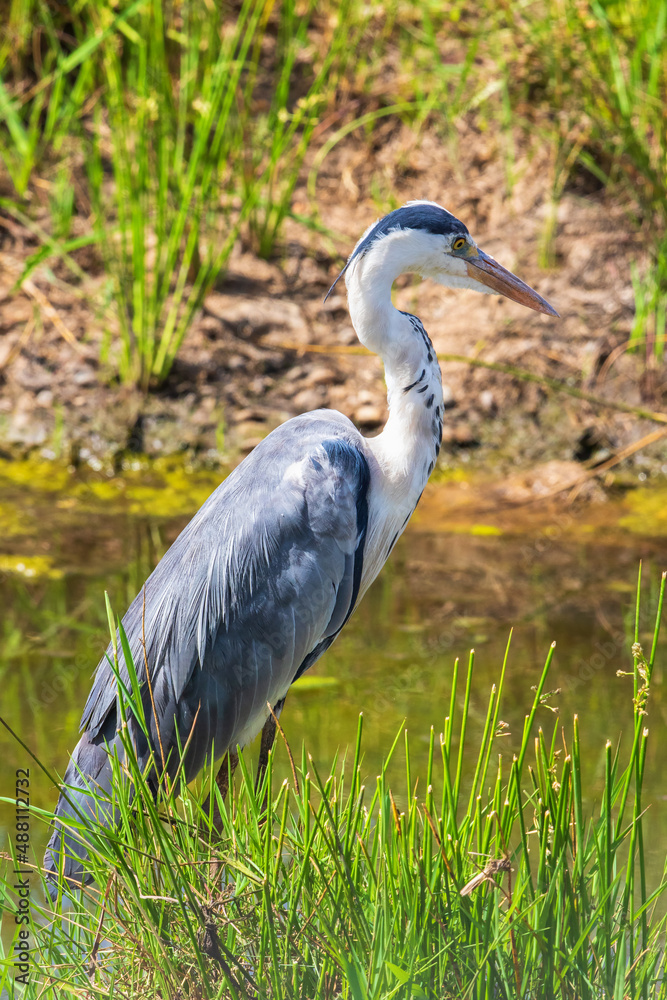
[215,746,240,801]
[205,700,285,831]
[205,747,239,833]
[255,699,285,798]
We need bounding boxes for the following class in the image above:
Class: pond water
[0,458,666,885]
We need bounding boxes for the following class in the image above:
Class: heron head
[327,200,558,317]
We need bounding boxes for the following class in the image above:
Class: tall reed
[1,570,665,997]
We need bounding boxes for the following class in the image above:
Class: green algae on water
[620,486,667,536]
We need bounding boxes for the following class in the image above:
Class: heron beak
[465,249,559,317]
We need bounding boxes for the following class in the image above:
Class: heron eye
[452,237,466,251]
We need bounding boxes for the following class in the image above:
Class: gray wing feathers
[79,413,369,780]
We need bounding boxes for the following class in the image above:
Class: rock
[320,294,346,313]
[72,367,97,386]
[12,359,51,392]
[190,404,216,428]
[225,252,280,285]
[249,376,274,394]
[284,365,310,383]
[353,403,384,427]
[442,424,479,447]
[442,383,456,407]
[479,390,496,414]
[302,365,339,389]
[200,315,223,338]
[234,407,268,423]
[205,293,308,343]
[7,393,49,445]
[239,438,263,453]
[293,388,324,413]
[338,326,358,345]
[1,297,32,327]
[568,243,593,270]
[218,338,285,374]
[353,390,376,407]
[327,385,350,408]
[35,389,53,407]
[494,460,605,504]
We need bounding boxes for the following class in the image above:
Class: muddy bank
[1,123,665,478]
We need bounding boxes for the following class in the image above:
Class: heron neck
[345,259,444,503]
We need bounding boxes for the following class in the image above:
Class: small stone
[568,243,592,270]
[354,390,375,407]
[441,383,456,407]
[293,388,324,413]
[200,315,223,338]
[284,365,309,383]
[35,389,53,407]
[205,293,308,341]
[250,376,273,394]
[556,199,573,222]
[320,294,346,312]
[190,407,214,428]
[234,421,267,444]
[479,390,496,414]
[303,365,338,388]
[338,326,357,345]
[239,436,264,453]
[354,404,384,427]
[234,407,267,423]
[72,367,97,386]
[7,410,47,446]
[442,424,479,447]
[1,298,32,327]
[454,425,478,446]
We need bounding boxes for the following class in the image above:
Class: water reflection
[0,466,666,883]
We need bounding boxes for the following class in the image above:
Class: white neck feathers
[344,237,444,503]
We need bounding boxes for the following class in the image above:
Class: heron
[44,200,557,898]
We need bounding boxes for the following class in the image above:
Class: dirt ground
[1,120,665,484]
